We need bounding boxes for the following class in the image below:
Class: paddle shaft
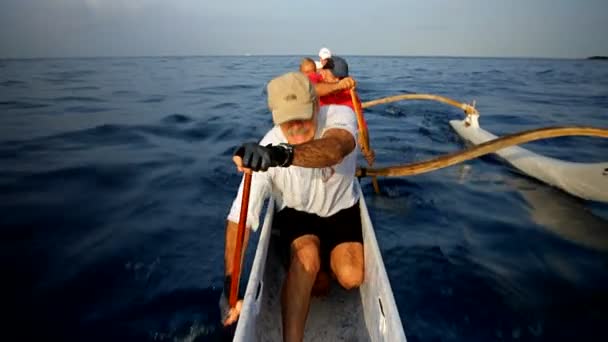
[350,88,369,149]
[350,88,381,193]
[229,172,252,307]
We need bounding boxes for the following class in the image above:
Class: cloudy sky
[1,0,607,58]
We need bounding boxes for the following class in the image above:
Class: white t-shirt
[227,105,360,231]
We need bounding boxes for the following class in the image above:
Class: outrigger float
[450,113,608,203]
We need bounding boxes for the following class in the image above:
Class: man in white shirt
[222,72,364,342]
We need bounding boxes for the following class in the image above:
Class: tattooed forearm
[314,82,343,97]
[292,129,355,168]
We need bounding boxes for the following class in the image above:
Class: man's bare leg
[281,234,321,342]
[330,242,364,289]
[311,270,331,297]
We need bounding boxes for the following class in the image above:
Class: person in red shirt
[300,57,355,99]
[301,56,375,165]
[317,56,361,110]
[299,57,316,75]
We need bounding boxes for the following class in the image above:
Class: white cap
[318,47,332,60]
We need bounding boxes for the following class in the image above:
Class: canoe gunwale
[233,198,276,339]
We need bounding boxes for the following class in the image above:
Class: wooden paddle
[350,88,380,193]
[229,171,252,307]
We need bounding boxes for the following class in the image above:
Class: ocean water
[1,56,607,342]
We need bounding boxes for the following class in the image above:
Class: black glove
[234,143,294,171]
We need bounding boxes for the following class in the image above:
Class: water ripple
[0,100,49,109]
[65,106,112,114]
[62,86,100,91]
[161,114,193,124]
[139,95,167,103]
[183,83,258,95]
[1,80,27,87]
[54,96,107,103]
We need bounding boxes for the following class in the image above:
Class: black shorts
[273,201,363,270]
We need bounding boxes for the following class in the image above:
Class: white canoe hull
[234,182,407,341]
[450,115,608,203]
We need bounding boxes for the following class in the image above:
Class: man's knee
[291,244,321,276]
[334,264,364,290]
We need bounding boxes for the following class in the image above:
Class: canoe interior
[234,183,407,341]
[251,230,371,341]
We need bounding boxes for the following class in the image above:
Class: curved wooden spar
[356,126,608,178]
[361,93,478,115]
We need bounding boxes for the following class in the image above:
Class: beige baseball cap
[267,72,317,125]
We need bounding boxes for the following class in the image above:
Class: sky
[0,0,607,59]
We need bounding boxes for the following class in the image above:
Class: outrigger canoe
[450,113,608,203]
[233,182,407,341]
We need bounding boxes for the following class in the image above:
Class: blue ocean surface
[1,56,607,341]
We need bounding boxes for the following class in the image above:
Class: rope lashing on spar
[357,93,608,178]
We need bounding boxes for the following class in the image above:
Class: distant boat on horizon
[587,56,608,60]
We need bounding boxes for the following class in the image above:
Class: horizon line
[0,53,599,60]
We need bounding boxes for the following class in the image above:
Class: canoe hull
[234,183,407,341]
